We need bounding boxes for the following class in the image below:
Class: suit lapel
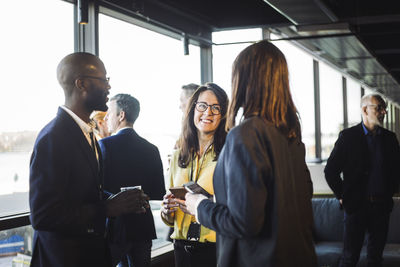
[356,123,369,165]
[380,129,390,172]
[96,140,105,198]
[57,108,100,179]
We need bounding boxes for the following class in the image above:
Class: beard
[85,89,108,112]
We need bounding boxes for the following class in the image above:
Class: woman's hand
[185,193,208,217]
[161,192,178,223]
[174,198,192,215]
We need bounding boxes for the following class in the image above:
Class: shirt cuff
[194,195,208,223]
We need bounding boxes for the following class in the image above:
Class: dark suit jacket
[197,117,317,267]
[29,107,110,267]
[99,128,165,242]
[324,123,400,213]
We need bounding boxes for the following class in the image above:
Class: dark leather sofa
[312,198,400,267]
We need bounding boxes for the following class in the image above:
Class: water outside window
[0,1,73,264]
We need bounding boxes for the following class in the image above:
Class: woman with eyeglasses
[161,83,228,267]
[185,41,317,267]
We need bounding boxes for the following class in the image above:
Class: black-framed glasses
[367,104,387,113]
[195,102,221,115]
[80,76,110,84]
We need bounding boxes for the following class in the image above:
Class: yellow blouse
[162,146,217,243]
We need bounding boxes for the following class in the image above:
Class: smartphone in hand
[184,181,212,198]
[169,186,188,200]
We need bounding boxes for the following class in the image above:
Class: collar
[361,122,381,136]
[115,127,132,135]
[60,105,94,135]
[361,122,369,135]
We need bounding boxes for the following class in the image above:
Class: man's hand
[338,198,344,210]
[105,189,150,217]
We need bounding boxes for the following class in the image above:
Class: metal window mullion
[200,45,213,84]
[342,76,348,129]
[75,1,99,55]
[395,107,400,140]
[391,104,395,131]
[385,103,390,129]
[74,5,79,52]
[313,59,322,161]
[388,103,392,130]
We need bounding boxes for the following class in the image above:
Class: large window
[99,13,201,249]
[271,38,316,160]
[212,29,261,97]
[0,0,73,216]
[346,77,362,127]
[213,32,317,160]
[319,62,343,159]
[99,14,200,174]
[0,0,73,264]
[387,103,394,131]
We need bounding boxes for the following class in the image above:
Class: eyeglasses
[367,104,387,113]
[80,76,110,84]
[195,102,222,115]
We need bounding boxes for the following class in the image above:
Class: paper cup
[120,185,142,191]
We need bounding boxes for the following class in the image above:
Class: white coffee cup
[120,185,142,192]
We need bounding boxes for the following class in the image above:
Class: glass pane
[389,103,394,130]
[99,13,201,249]
[0,0,73,217]
[271,37,316,160]
[99,14,200,173]
[212,29,261,97]
[150,200,170,250]
[0,225,33,265]
[212,28,261,44]
[346,77,362,127]
[320,62,343,160]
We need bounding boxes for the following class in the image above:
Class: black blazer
[324,123,400,213]
[99,128,165,242]
[197,117,317,267]
[29,107,110,267]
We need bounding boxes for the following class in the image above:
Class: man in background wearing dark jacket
[99,93,165,267]
[325,94,400,267]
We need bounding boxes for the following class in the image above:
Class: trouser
[110,240,152,267]
[174,239,217,267]
[339,201,391,267]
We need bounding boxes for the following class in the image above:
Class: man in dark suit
[99,93,166,267]
[325,94,400,267]
[29,52,149,267]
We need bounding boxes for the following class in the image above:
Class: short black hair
[110,94,140,124]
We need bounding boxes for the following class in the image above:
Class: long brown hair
[178,83,228,168]
[227,40,301,140]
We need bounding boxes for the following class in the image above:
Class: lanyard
[189,143,213,182]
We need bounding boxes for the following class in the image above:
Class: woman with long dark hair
[161,83,228,267]
[185,40,317,267]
